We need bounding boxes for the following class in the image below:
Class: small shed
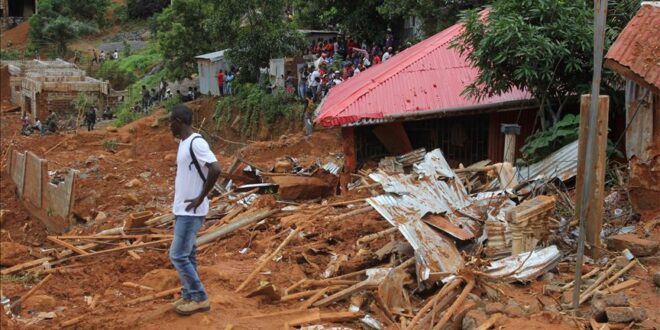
[195,50,230,96]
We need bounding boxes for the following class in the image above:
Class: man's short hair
[171,104,193,125]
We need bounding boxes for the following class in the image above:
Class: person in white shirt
[308,68,321,100]
[168,104,220,316]
[112,50,119,60]
[383,47,393,61]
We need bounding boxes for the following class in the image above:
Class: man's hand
[184,196,204,213]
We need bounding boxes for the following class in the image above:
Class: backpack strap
[188,135,207,183]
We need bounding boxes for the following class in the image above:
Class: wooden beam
[10,274,53,310]
[313,280,379,307]
[1,257,53,275]
[126,287,181,305]
[47,236,89,255]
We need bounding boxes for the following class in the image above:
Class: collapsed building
[1,59,110,121]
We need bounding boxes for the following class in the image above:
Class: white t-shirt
[173,133,218,216]
[309,70,320,87]
[383,52,391,61]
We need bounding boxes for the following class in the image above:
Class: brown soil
[1,96,659,330]
[0,21,30,50]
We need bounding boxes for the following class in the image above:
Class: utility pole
[573,0,609,310]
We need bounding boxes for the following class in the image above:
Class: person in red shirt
[373,53,381,65]
[216,71,224,96]
[324,40,334,57]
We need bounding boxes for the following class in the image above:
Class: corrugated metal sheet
[315,17,532,127]
[483,245,561,282]
[366,149,474,282]
[516,140,579,182]
[604,3,660,92]
[195,50,227,61]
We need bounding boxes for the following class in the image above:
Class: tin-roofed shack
[195,50,230,96]
[604,2,660,213]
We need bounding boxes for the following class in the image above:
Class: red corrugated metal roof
[605,3,660,92]
[316,19,531,127]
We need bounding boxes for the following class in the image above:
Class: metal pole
[573,0,608,310]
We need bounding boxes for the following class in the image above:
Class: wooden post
[575,94,609,251]
[574,0,609,310]
[500,124,520,164]
[340,127,357,193]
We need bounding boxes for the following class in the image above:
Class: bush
[215,83,303,137]
[0,49,21,60]
[127,0,169,19]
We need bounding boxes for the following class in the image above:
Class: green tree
[451,0,641,130]
[451,0,594,129]
[224,0,306,82]
[377,0,487,38]
[156,0,219,79]
[29,0,109,56]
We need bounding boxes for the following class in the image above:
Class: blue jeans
[170,215,208,302]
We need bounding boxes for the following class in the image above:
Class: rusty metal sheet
[517,140,579,182]
[367,149,469,281]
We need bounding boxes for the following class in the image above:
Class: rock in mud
[606,234,659,257]
[462,309,488,330]
[654,272,660,288]
[0,242,33,266]
[484,302,505,314]
[605,306,647,323]
[125,178,142,188]
[95,211,107,222]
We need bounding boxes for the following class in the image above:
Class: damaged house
[2,59,110,121]
[315,17,537,173]
[604,2,660,213]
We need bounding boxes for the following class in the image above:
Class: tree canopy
[29,0,110,56]
[156,0,305,81]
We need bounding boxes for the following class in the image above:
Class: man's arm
[185,161,221,213]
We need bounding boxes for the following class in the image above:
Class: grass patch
[0,273,42,285]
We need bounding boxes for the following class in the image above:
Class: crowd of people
[89,49,120,66]
[296,31,399,103]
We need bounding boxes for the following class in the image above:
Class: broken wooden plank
[122,282,155,291]
[298,287,330,310]
[603,279,639,294]
[475,313,503,330]
[126,287,181,305]
[356,227,398,246]
[432,278,476,330]
[197,208,278,246]
[329,206,373,221]
[236,227,301,292]
[405,277,463,330]
[55,234,173,240]
[313,280,379,307]
[47,236,89,255]
[1,257,53,275]
[60,315,85,328]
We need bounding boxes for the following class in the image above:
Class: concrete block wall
[8,149,76,233]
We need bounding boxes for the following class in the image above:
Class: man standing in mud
[169,104,220,315]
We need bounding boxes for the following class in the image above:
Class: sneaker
[175,299,210,316]
[172,298,190,307]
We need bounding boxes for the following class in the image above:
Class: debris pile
[1,135,658,329]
